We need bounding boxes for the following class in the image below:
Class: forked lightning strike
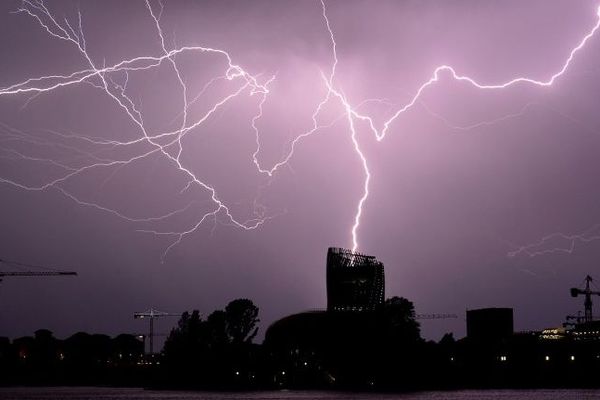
[1,0,599,258]
[313,2,600,252]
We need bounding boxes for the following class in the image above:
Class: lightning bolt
[2,0,276,259]
[311,2,600,252]
[1,0,600,259]
[507,224,600,258]
[420,101,538,133]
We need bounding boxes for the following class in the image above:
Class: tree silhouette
[162,298,261,387]
[206,310,228,348]
[163,310,204,364]
[225,298,259,344]
[381,296,421,342]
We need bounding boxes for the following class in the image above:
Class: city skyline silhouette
[1,0,600,347]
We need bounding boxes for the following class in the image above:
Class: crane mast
[134,308,181,355]
[570,275,600,324]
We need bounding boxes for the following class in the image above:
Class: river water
[1,388,600,400]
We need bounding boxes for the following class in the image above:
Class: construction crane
[564,312,585,327]
[564,311,600,327]
[570,275,600,324]
[131,333,169,353]
[133,308,181,355]
[0,258,77,282]
[416,313,458,320]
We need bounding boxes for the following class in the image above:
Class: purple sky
[2,0,600,342]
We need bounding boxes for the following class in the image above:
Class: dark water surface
[1,388,600,400]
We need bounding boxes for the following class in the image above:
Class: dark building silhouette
[466,307,513,342]
[326,247,385,312]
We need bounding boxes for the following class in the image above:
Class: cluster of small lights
[572,330,600,340]
[573,330,600,335]
[136,360,160,366]
[540,335,564,340]
[539,328,567,340]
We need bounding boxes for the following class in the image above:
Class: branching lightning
[313,2,600,252]
[1,0,600,259]
[508,224,600,258]
[419,101,538,133]
[2,0,276,260]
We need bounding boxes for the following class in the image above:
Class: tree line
[0,329,144,385]
[5,295,600,390]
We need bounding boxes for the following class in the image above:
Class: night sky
[2,0,600,343]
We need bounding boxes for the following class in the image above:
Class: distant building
[466,307,513,342]
[571,320,600,341]
[326,247,385,312]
